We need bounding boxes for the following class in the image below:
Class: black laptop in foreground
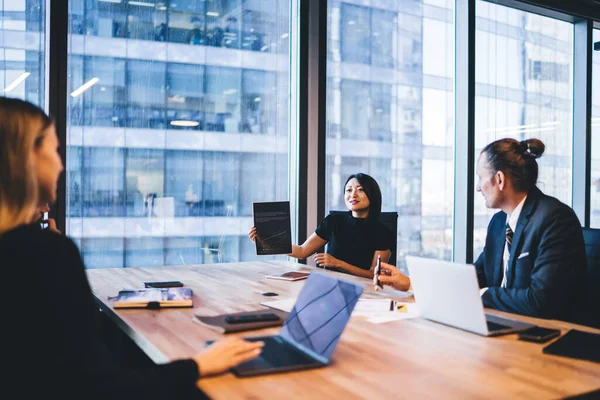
[207,271,364,377]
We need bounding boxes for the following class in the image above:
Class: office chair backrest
[581,227,600,327]
[328,211,398,266]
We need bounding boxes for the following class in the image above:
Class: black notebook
[193,309,288,333]
[542,329,600,363]
[253,201,292,255]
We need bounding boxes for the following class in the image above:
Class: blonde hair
[0,97,53,234]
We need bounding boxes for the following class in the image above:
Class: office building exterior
[2,0,598,269]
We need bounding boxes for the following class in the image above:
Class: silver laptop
[207,271,364,377]
[406,255,534,336]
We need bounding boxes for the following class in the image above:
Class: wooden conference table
[87,261,600,400]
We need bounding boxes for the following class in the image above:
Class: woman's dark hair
[344,173,382,221]
[480,138,545,192]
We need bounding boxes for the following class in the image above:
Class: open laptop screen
[279,272,363,361]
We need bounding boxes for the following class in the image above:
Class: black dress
[2,224,205,400]
[315,212,394,271]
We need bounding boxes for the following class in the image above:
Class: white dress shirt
[480,195,527,296]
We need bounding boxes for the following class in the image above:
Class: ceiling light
[99,0,122,3]
[170,120,199,127]
[223,89,237,95]
[280,33,289,39]
[254,97,261,102]
[206,11,219,17]
[129,1,154,7]
[348,20,356,25]
[168,95,186,103]
[70,77,100,97]
[4,72,30,92]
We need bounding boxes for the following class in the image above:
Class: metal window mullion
[453,0,476,263]
[48,0,69,235]
[301,0,327,265]
[572,19,593,227]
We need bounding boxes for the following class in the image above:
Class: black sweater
[315,212,394,270]
[2,225,204,399]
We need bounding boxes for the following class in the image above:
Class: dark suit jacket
[474,186,587,320]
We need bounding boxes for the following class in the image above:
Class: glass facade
[3,1,597,271]
[0,0,45,107]
[66,0,293,268]
[591,29,600,227]
[326,0,455,272]
[473,1,574,258]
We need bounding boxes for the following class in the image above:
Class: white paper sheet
[261,297,419,324]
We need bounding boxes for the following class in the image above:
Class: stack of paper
[261,297,419,324]
[351,298,419,324]
[260,297,296,313]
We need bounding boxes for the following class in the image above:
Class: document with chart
[253,201,292,255]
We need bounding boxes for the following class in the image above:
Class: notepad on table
[265,271,310,281]
[193,309,288,334]
[112,287,193,309]
[543,329,600,363]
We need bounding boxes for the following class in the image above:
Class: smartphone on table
[144,281,184,288]
[517,326,561,343]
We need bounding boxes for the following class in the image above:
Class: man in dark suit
[474,138,587,321]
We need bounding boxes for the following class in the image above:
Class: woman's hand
[39,204,61,234]
[193,337,264,377]
[377,262,411,292]
[46,218,61,234]
[313,253,341,269]
[248,227,257,243]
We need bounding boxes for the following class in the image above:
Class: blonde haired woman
[0,97,262,399]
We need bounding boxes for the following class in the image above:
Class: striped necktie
[505,223,513,252]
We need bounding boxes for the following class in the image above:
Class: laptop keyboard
[487,320,512,332]
[258,337,316,367]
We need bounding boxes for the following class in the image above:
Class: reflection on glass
[473,1,574,257]
[0,0,45,107]
[66,1,293,268]
[327,1,455,271]
[280,273,363,360]
[69,0,288,53]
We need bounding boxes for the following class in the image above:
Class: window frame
[43,0,600,266]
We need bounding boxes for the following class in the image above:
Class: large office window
[473,1,574,257]
[1,0,46,107]
[591,30,600,227]
[66,1,294,268]
[327,1,455,271]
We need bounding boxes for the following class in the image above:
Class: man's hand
[378,262,411,292]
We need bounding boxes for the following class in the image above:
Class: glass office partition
[326,0,455,272]
[473,1,574,258]
[0,0,46,107]
[67,0,295,268]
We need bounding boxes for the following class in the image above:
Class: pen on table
[376,255,383,290]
